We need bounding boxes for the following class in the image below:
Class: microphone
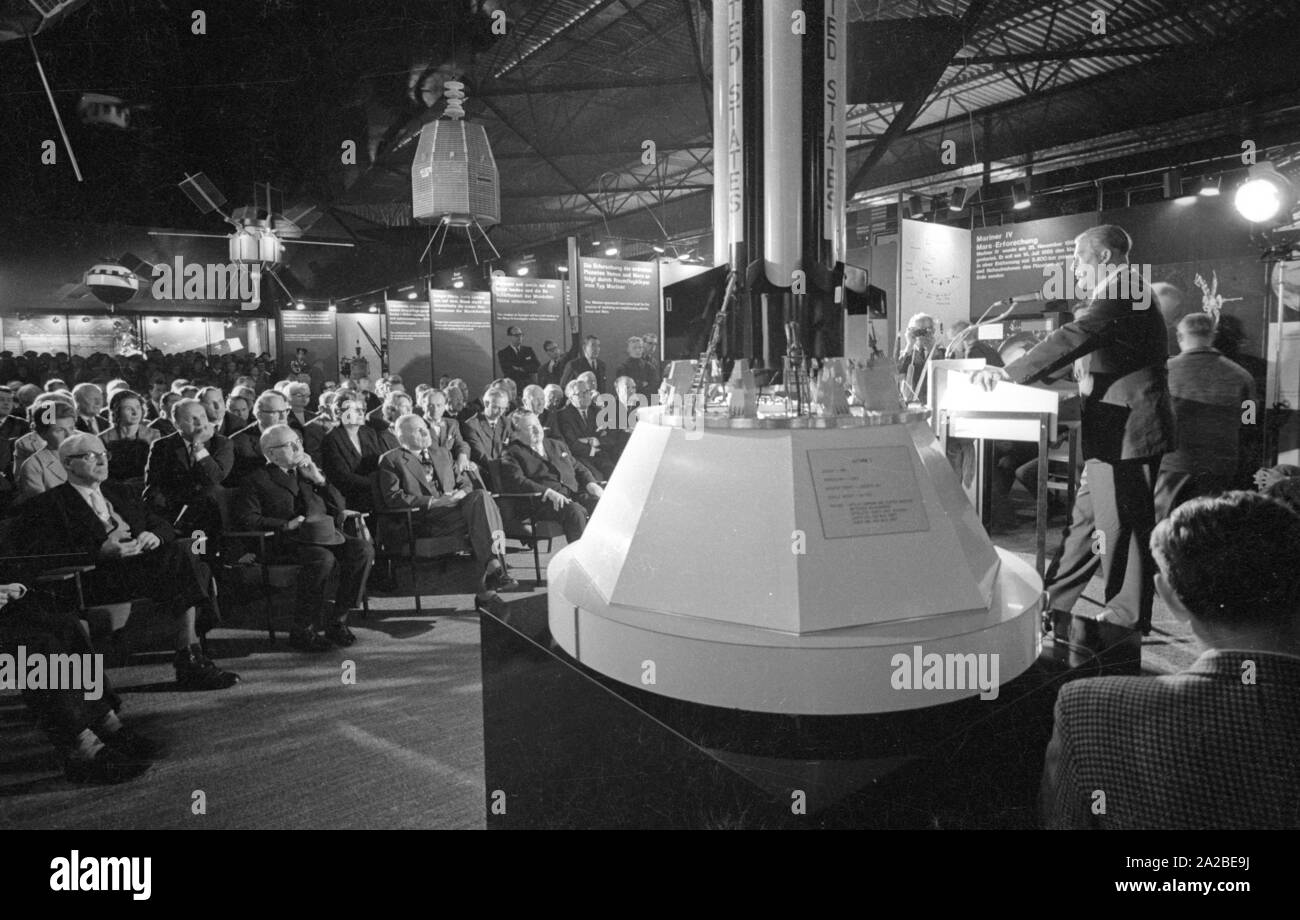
[1003,291,1046,304]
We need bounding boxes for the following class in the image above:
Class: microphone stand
[899,298,1024,403]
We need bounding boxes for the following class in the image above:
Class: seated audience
[0,385,30,441]
[500,410,603,542]
[462,386,513,479]
[227,390,290,484]
[1040,491,1300,829]
[148,392,182,438]
[143,397,234,536]
[16,401,75,503]
[322,394,396,513]
[225,392,252,433]
[560,335,608,394]
[376,414,517,602]
[555,378,615,479]
[283,381,314,432]
[101,390,160,482]
[0,579,159,783]
[537,339,568,389]
[419,388,475,477]
[540,384,565,434]
[1155,313,1256,520]
[19,433,238,689]
[144,378,169,421]
[72,383,109,435]
[368,390,412,437]
[233,424,373,652]
[301,390,338,464]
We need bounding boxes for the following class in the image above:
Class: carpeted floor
[0,486,1203,829]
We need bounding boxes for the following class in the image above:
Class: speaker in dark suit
[976,226,1173,634]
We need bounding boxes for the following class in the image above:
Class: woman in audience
[322,393,396,513]
[101,390,160,482]
[15,402,75,503]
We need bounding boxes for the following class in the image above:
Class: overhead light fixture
[904,194,924,219]
[452,279,464,289]
[1162,168,1185,200]
[1234,163,1295,223]
[557,264,569,273]
[948,186,967,211]
[1197,175,1221,197]
[604,246,619,257]
[368,304,379,313]
[407,291,418,300]
[652,244,666,254]
[327,301,337,312]
[1012,181,1031,210]
[295,301,306,310]
[516,266,529,276]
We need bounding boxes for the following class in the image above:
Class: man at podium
[973,224,1173,637]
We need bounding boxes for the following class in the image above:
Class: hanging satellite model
[411,81,501,263]
[150,174,353,310]
[56,253,156,310]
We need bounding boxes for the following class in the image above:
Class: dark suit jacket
[0,415,29,442]
[1041,650,1300,829]
[75,414,111,436]
[142,431,234,524]
[615,356,660,398]
[148,417,176,439]
[20,481,176,562]
[375,445,470,510]
[300,418,332,466]
[219,414,246,438]
[559,355,608,393]
[537,357,566,389]
[554,403,604,462]
[498,344,540,390]
[501,438,594,498]
[233,464,347,546]
[226,422,270,485]
[462,414,511,467]
[1004,273,1174,462]
[426,416,469,464]
[322,424,398,511]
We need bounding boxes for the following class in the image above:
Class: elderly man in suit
[462,386,513,480]
[19,433,238,690]
[233,424,373,652]
[497,325,540,393]
[321,393,397,513]
[500,410,604,542]
[974,225,1173,637]
[419,388,476,477]
[559,335,608,394]
[376,414,517,603]
[537,339,569,389]
[142,397,234,536]
[1041,491,1300,829]
[227,389,292,485]
[555,378,615,479]
[72,383,110,436]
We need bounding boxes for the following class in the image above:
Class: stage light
[604,246,619,256]
[1234,164,1295,223]
[1197,176,1221,197]
[948,186,967,211]
[1012,181,1031,210]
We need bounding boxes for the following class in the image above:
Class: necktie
[417,450,440,495]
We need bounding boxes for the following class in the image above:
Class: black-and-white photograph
[0,0,1296,865]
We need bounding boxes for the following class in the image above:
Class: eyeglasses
[266,441,299,451]
[67,451,108,463]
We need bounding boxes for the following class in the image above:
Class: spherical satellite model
[83,262,140,306]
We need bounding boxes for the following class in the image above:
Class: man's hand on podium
[972,366,1011,392]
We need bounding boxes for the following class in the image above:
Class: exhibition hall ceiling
[4,0,1300,295]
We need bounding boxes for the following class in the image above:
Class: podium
[931,362,1075,575]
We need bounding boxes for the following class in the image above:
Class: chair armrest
[35,565,97,583]
[492,491,544,499]
[372,507,417,517]
[341,509,365,518]
[224,530,276,539]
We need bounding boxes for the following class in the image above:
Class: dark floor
[0,484,1201,829]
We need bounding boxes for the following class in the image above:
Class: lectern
[933,363,1073,575]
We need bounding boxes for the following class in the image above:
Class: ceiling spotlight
[604,246,619,257]
[407,291,418,300]
[557,264,569,273]
[1197,176,1222,197]
[516,266,529,276]
[295,301,306,310]
[1012,181,1031,210]
[904,194,924,219]
[327,302,337,312]
[652,244,666,254]
[1234,164,1295,223]
[368,304,379,313]
[452,279,464,289]
[948,187,967,211]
